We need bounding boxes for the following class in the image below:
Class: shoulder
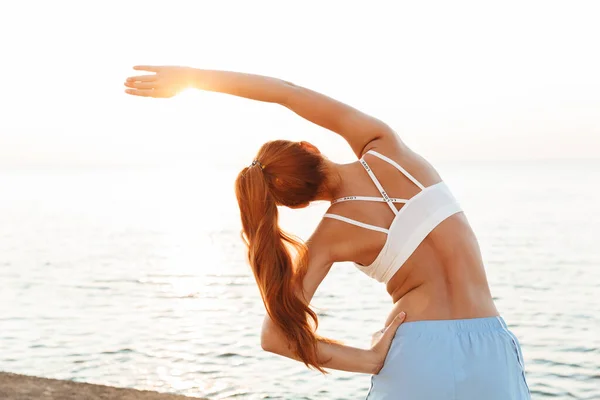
[362,134,442,185]
[361,131,411,159]
[307,214,362,265]
[306,218,339,265]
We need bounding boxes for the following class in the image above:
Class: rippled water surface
[1,160,599,399]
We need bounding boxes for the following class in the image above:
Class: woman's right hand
[124,65,196,98]
[369,311,406,374]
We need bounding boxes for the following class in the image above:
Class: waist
[384,280,498,326]
[396,315,508,337]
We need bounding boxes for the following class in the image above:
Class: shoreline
[0,372,207,400]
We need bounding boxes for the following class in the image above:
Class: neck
[316,159,357,202]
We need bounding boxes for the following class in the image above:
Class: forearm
[264,335,380,374]
[189,69,292,104]
[316,339,381,374]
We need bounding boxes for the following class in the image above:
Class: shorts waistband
[396,316,510,336]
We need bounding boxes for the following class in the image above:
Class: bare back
[317,137,499,326]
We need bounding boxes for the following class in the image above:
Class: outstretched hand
[369,311,406,374]
[124,65,195,98]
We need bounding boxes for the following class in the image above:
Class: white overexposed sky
[0,0,598,168]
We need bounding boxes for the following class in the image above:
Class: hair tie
[251,160,265,169]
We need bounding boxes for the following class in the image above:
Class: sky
[0,0,599,168]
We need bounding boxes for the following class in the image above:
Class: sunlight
[1,2,599,167]
[175,87,197,99]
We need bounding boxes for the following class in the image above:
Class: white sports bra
[323,150,463,283]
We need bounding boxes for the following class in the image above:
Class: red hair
[235,140,333,373]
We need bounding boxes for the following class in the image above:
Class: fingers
[126,74,157,82]
[383,311,406,333]
[125,88,174,98]
[394,311,407,325]
[124,80,156,90]
[133,65,161,72]
[124,88,156,97]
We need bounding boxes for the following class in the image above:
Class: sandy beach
[0,372,206,400]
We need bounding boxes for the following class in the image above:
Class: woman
[124,66,531,399]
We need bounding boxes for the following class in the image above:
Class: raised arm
[124,66,397,157]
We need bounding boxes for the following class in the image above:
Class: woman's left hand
[369,311,406,374]
[124,65,196,98]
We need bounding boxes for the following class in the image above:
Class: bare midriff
[382,212,499,327]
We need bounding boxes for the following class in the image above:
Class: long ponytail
[235,140,331,373]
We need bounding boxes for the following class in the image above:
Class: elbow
[261,339,275,353]
[260,327,277,353]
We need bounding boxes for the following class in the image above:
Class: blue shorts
[366,316,531,399]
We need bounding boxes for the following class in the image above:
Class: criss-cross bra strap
[366,150,425,190]
[330,195,409,205]
[323,214,389,234]
[359,158,399,215]
[324,151,426,234]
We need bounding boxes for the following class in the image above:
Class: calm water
[0,160,599,399]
